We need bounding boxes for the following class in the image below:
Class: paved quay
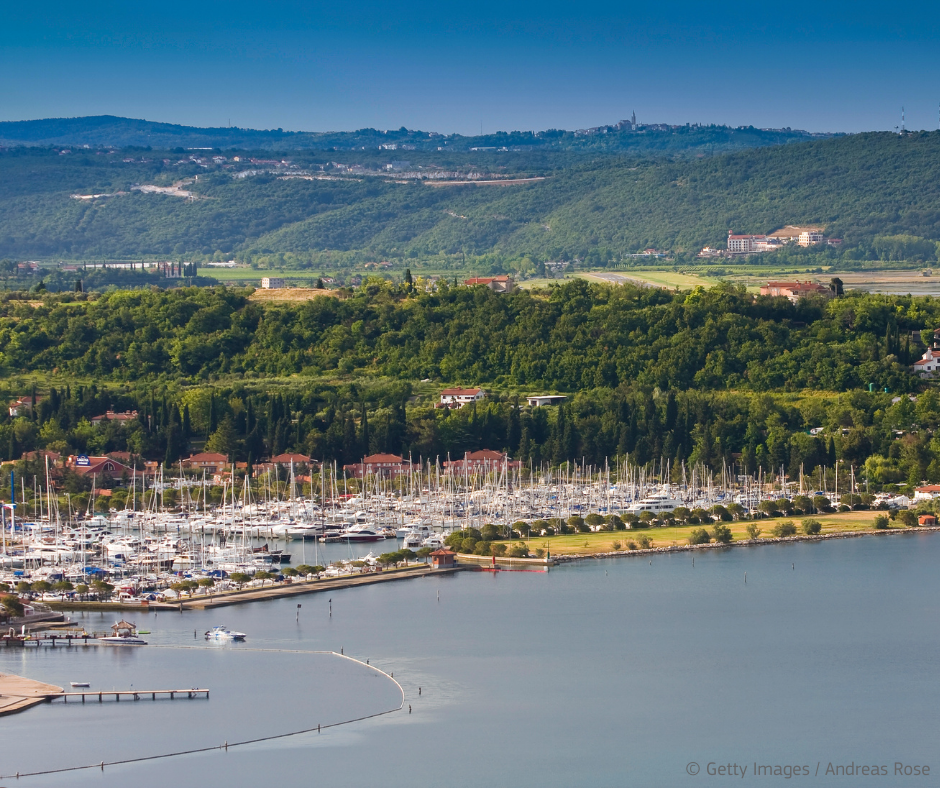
[0,673,63,716]
[180,564,459,610]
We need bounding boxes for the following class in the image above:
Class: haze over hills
[0,123,937,267]
[0,115,833,154]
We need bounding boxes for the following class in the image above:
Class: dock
[50,688,209,703]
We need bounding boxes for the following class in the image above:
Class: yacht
[205,625,247,641]
[324,524,383,543]
[401,531,425,550]
[98,620,148,646]
[422,533,445,549]
[626,490,684,516]
[396,522,431,539]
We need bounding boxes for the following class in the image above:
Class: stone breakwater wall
[551,525,940,564]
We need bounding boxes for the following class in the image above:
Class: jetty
[50,688,209,703]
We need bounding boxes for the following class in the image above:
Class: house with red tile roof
[343,453,412,479]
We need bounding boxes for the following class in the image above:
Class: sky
[2,0,940,135]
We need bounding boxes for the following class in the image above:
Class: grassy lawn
[207,268,325,282]
[621,270,713,289]
[502,510,896,556]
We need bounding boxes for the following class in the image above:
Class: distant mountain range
[0,115,836,154]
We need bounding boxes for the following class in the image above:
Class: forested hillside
[1,281,939,489]
[0,115,826,152]
[0,280,927,391]
[0,131,938,264]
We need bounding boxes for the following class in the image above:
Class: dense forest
[1,132,939,264]
[0,281,927,391]
[1,281,940,496]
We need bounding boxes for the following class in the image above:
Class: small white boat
[205,625,246,641]
[98,619,147,646]
[70,681,91,688]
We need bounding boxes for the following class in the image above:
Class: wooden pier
[49,688,209,703]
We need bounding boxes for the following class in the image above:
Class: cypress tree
[360,401,370,455]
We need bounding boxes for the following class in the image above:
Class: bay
[3,532,938,787]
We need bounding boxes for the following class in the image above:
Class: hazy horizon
[3,1,940,136]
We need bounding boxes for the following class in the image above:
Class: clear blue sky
[2,0,939,134]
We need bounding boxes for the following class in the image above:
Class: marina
[1,456,886,608]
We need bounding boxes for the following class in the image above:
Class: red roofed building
[444,449,523,473]
[181,452,229,473]
[438,388,486,409]
[760,281,830,303]
[269,453,315,469]
[464,275,515,293]
[9,397,39,418]
[343,453,413,479]
[430,548,457,569]
[914,346,940,378]
[90,410,139,427]
[66,455,133,477]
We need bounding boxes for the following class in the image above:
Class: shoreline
[29,526,940,614]
[44,563,460,613]
[548,524,940,563]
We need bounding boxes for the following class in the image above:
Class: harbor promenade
[40,563,462,613]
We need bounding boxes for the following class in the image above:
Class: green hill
[0,131,938,264]
[0,114,826,152]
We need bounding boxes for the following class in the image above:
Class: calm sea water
[3,533,939,787]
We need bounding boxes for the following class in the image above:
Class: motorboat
[324,524,383,543]
[625,490,684,516]
[401,531,425,550]
[70,681,91,688]
[396,522,431,539]
[98,620,148,646]
[205,625,246,641]
[422,533,445,549]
